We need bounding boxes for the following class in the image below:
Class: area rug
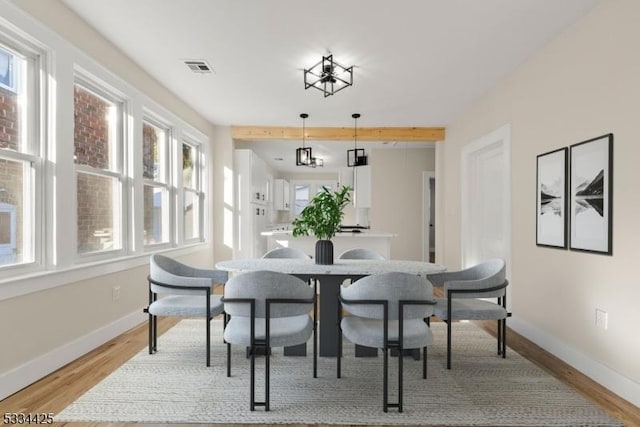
[56,320,621,426]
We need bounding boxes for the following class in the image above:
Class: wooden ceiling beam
[231,126,445,142]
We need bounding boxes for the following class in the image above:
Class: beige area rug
[56,319,620,426]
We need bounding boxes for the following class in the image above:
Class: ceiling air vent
[184,60,213,74]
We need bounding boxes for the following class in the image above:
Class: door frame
[422,171,435,262]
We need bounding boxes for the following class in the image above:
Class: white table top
[215,258,446,277]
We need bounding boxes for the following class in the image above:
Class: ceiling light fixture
[304,54,353,97]
[296,113,312,166]
[347,113,367,167]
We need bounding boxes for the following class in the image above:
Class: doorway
[461,125,511,270]
[422,171,435,262]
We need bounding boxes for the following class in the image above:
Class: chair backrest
[443,258,506,298]
[340,272,433,320]
[262,247,310,259]
[338,248,385,260]
[224,270,313,318]
[149,254,222,295]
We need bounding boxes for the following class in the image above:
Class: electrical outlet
[112,285,121,301]
[595,309,608,330]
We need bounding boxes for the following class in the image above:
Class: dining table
[215,258,446,357]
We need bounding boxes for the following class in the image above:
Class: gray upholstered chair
[144,254,228,367]
[262,247,310,259]
[428,258,509,369]
[338,248,386,260]
[223,270,317,411]
[337,272,436,413]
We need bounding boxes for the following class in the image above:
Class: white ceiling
[60,0,599,172]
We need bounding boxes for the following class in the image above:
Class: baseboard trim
[0,310,145,401]
[509,315,640,407]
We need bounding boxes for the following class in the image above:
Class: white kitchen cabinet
[338,167,354,190]
[273,178,290,210]
[250,151,268,205]
[234,149,269,259]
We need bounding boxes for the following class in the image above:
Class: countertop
[261,230,397,238]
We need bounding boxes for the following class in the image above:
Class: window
[292,180,334,216]
[142,119,170,246]
[74,80,125,255]
[182,139,202,242]
[0,47,17,92]
[0,39,42,270]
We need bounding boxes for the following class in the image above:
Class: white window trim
[180,136,205,245]
[72,73,129,263]
[0,3,210,296]
[141,113,174,251]
[0,24,48,277]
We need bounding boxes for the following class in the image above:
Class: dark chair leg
[313,322,317,378]
[383,347,388,412]
[423,346,427,379]
[250,345,255,411]
[227,342,231,377]
[502,318,507,358]
[497,318,503,355]
[446,319,452,369]
[265,346,270,411]
[337,296,342,379]
[313,293,318,379]
[224,313,231,377]
[206,316,211,367]
[398,346,403,413]
[147,312,154,354]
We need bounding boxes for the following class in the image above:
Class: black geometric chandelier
[304,54,353,97]
[295,113,312,166]
[347,113,367,167]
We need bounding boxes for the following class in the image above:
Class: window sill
[0,243,210,301]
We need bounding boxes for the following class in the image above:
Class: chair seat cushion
[148,295,223,317]
[341,317,433,350]
[224,315,313,348]
[433,297,507,321]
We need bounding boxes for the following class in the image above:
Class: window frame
[142,113,173,250]
[72,73,129,261]
[180,136,204,244]
[290,179,335,217]
[0,28,46,276]
[0,7,211,296]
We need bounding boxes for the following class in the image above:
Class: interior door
[461,125,511,271]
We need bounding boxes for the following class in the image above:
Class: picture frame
[569,134,613,255]
[536,147,568,248]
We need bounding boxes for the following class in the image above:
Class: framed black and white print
[536,147,568,248]
[569,133,613,255]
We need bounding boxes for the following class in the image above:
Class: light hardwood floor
[1,315,639,426]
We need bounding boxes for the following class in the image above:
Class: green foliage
[291,185,351,241]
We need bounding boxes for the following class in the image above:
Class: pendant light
[347,113,367,167]
[295,113,312,166]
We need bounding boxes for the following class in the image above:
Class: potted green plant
[292,185,351,264]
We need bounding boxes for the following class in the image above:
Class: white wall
[438,0,640,405]
[371,147,435,260]
[0,0,218,399]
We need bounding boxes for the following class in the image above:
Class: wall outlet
[595,308,608,330]
[112,285,121,301]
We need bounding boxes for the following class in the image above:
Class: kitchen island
[261,229,396,259]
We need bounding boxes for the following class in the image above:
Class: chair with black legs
[223,270,317,411]
[262,247,310,259]
[427,258,510,369]
[337,271,436,413]
[144,254,228,367]
[338,248,386,260]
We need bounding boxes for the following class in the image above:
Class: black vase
[315,240,334,265]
